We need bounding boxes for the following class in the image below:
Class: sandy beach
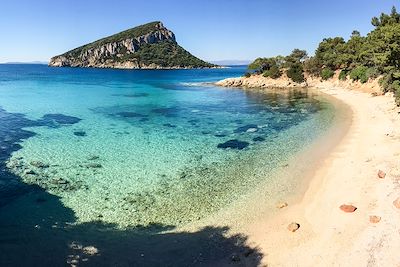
[233,84,400,266]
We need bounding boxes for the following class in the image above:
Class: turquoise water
[0,64,335,228]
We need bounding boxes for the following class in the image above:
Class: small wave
[179,82,215,87]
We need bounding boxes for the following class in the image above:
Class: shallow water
[0,65,335,228]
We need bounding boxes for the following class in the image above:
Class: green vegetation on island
[49,21,214,69]
[247,6,400,105]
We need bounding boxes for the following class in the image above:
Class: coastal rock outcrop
[49,21,215,69]
[215,73,308,89]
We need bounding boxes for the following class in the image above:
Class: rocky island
[49,21,215,69]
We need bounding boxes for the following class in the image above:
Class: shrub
[366,67,380,79]
[287,63,305,83]
[339,69,348,80]
[321,68,335,80]
[263,65,282,79]
[350,66,368,83]
[393,80,400,106]
[244,72,251,78]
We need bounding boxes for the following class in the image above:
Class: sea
[0,64,337,266]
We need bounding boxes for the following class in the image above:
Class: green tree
[315,37,347,69]
[287,63,305,83]
[303,57,322,76]
[285,49,308,67]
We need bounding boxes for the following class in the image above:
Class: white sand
[244,87,400,266]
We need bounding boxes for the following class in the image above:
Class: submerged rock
[217,140,249,150]
[73,131,87,137]
[24,169,36,175]
[252,136,265,142]
[86,163,102,169]
[115,112,147,118]
[234,124,258,133]
[41,113,82,125]
[163,123,177,128]
[51,177,70,185]
[30,161,49,168]
[82,246,99,256]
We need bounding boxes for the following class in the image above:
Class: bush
[263,65,282,79]
[244,72,251,78]
[366,67,380,79]
[393,80,400,106]
[321,68,335,80]
[350,66,369,83]
[339,70,348,80]
[287,63,305,83]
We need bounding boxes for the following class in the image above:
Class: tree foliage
[247,6,400,105]
[286,63,305,83]
[321,68,335,80]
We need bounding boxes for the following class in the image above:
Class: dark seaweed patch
[115,112,147,118]
[151,107,181,117]
[163,123,177,128]
[217,140,249,150]
[252,136,265,142]
[0,108,81,206]
[73,131,87,137]
[112,93,149,98]
[233,124,258,133]
[188,119,199,125]
[41,114,81,125]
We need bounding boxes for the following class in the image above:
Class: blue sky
[0,0,398,63]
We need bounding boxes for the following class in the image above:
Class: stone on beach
[369,215,381,223]
[393,197,400,209]
[277,202,288,209]
[377,170,386,179]
[287,222,300,232]
[339,204,357,213]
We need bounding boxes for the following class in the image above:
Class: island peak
[49,21,215,69]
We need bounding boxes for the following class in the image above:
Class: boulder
[393,197,400,209]
[369,215,381,223]
[287,222,300,232]
[377,170,386,179]
[339,204,357,213]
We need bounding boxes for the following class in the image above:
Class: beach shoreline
[214,77,400,266]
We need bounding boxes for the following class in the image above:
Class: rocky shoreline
[215,71,383,95]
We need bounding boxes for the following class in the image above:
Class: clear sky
[0,0,398,63]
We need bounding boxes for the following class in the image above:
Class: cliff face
[49,21,214,69]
